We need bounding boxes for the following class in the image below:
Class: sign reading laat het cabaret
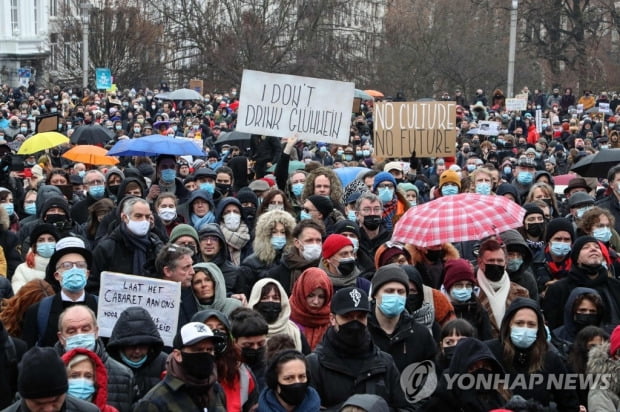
[374,101,457,157]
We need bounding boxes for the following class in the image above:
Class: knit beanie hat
[545,217,575,243]
[237,187,258,207]
[322,234,353,259]
[439,170,461,189]
[169,224,199,245]
[41,196,70,217]
[372,172,397,192]
[570,236,599,264]
[370,263,409,298]
[522,203,544,220]
[375,244,410,268]
[29,223,59,248]
[610,325,620,357]
[443,258,476,291]
[18,347,68,399]
[308,195,333,218]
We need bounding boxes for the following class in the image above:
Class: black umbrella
[215,131,251,145]
[570,148,620,178]
[70,124,114,145]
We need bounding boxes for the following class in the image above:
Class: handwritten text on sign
[97,272,181,346]
[374,101,457,157]
[236,70,354,145]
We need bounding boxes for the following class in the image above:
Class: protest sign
[515,93,529,100]
[505,98,527,111]
[476,121,501,136]
[599,102,610,114]
[189,79,204,95]
[373,101,457,157]
[97,272,181,346]
[236,70,354,145]
[95,68,112,90]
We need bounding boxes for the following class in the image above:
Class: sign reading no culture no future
[374,101,457,158]
[236,70,355,145]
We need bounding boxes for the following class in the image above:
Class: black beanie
[18,347,68,399]
[522,203,544,220]
[570,236,600,263]
[308,195,333,218]
[545,217,575,243]
[237,187,258,207]
[370,263,409,298]
[41,196,70,218]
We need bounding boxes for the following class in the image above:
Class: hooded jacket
[214,197,252,263]
[500,229,539,301]
[552,287,601,348]
[196,223,239,293]
[586,342,620,412]
[192,262,242,317]
[106,307,167,401]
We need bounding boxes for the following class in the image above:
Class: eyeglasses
[56,261,88,271]
[377,183,394,189]
[86,179,104,186]
[201,236,219,243]
[360,207,382,214]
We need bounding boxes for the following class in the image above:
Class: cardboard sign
[515,93,529,100]
[189,79,204,95]
[95,68,112,90]
[599,102,611,114]
[373,101,457,157]
[97,272,181,346]
[236,70,354,145]
[505,98,527,111]
[476,121,501,136]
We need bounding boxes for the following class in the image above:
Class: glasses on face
[86,179,104,186]
[56,261,88,271]
[360,207,382,214]
[201,236,219,243]
[377,183,394,189]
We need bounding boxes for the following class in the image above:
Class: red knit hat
[322,234,353,259]
[610,325,620,357]
[443,258,476,291]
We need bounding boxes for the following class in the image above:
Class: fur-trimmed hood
[406,242,460,265]
[0,204,9,231]
[252,210,297,264]
[587,342,620,395]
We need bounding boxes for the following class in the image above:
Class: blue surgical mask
[337,149,344,156]
[550,241,571,257]
[503,166,512,175]
[36,242,56,258]
[61,267,88,292]
[24,203,36,215]
[68,378,96,400]
[65,333,96,351]
[347,210,357,221]
[576,206,592,219]
[134,127,141,134]
[450,287,473,302]
[291,182,304,197]
[593,227,612,243]
[507,257,523,273]
[409,201,417,207]
[115,125,122,131]
[200,182,215,194]
[222,150,230,156]
[120,352,148,368]
[517,171,533,185]
[378,294,406,317]
[1,203,14,216]
[441,185,459,196]
[299,210,312,221]
[344,154,353,161]
[270,235,287,250]
[160,169,176,183]
[466,164,476,172]
[319,146,327,152]
[377,187,394,202]
[475,182,491,195]
[88,185,105,199]
[510,326,538,349]
[348,237,359,253]
[362,149,371,157]
[356,150,363,157]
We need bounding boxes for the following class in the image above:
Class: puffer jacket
[106,307,167,401]
[586,342,620,412]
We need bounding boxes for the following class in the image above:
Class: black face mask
[574,313,599,329]
[580,263,603,275]
[242,206,256,220]
[254,301,281,324]
[443,345,456,363]
[363,215,382,230]
[406,293,423,312]
[212,330,228,355]
[278,382,308,406]
[484,264,505,282]
[45,214,68,224]
[216,183,231,194]
[337,259,356,276]
[241,345,265,366]
[335,320,368,347]
[525,222,544,238]
[426,249,444,262]
[181,351,214,380]
[108,184,120,196]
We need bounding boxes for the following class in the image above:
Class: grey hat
[568,192,595,208]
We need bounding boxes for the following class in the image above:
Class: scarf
[191,212,215,231]
[320,261,358,288]
[166,353,215,408]
[324,326,372,357]
[526,238,545,254]
[544,246,572,279]
[477,268,510,328]
[289,268,332,350]
[284,250,317,287]
[220,222,251,265]
[119,223,150,275]
[382,198,397,231]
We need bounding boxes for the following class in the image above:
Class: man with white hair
[70,170,108,224]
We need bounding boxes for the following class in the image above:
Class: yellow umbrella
[61,145,119,166]
[17,132,69,155]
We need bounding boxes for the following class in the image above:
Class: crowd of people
[0,82,618,411]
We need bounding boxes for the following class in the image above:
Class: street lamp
[507,0,518,98]
[81,1,91,89]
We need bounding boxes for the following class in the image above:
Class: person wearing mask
[567,326,609,406]
[355,192,391,270]
[500,229,539,301]
[11,224,58,293]
[236,187,259,232]
[106,307,167,402]
[134,322,226,411]
[154,193,183,237]
[371,172,409,231]
[434,319,477,373]
[70,170,109,225]
[196,223,242,295]
[543,236,620,329]
[533,217,575,296]
[258,349,320,412]
[437,169,461,197]
[306,287,413,410]
[215,197,252,266]
[596,165,620,234]
[332,219,374,275]
[579,207,620,273]
[519,203,547,262]
[319,234,370,294]
[512,157,537,203]
[486,298,580,410]
[54,305,135,412]
[586,325,620,411]
[145,155,191,204]
[230,307,269,391]
[476,238,529,337]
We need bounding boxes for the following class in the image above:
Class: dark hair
[572,293,604,316]
[256,189,295,216]
[215,166,234,182]
[230,307,268,338]
[292,219,325,240]
[440,319,477,343]
[265,333,296,363]
[264,349,308,391]
[46,168,70,185]
[478,238,506,260]
[154,243,193,274]
[260,282,280,302]
[567,326,609,374]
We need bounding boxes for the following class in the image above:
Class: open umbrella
[570,149,620,178]
[354,89,374,101]
[215,131,252,145]
[334,166,368,187]
[364,89,384,99]
[163,88,203,101]
[107,134,205,157]
[392,193,525,247]
[267,160,306,174]
[17,132,69,155]
[70,124,114,145]
[62,145,119,166]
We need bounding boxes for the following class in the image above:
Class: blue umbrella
[108,135,205,157]
[334,167,369,187]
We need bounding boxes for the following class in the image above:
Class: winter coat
[257,386,321,412]
[586,342,620,412]
[214,197,253,263]
[0,322,26,409]
[451,299,494,341]
[477,273,529,338]
[0,224,20,279]
[500,229,539,302]
[106,307,167,401]
[55,339,136,412]
[192,262,242,317]
[70,192,104,225]
[359,225,392,272]
[408,242,460,289]
[1,396,100,412]
[261,248,319,296]
[61,348,119,412]
[11,254,49,293]
[195,223,240,294]
[596,194,620,235]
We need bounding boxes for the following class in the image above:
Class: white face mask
[126,219,150,236]
[301,243,322,261]
[158,207,177,221]
[223,213,241,230]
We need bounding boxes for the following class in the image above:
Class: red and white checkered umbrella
[392,193,525,248]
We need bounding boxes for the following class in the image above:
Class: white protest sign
[97,272,181,346]
[599,102,610,114]
[236,70,355,145]
[476,121,501,136]
[505,98,527,111]
[577,104,584,114]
